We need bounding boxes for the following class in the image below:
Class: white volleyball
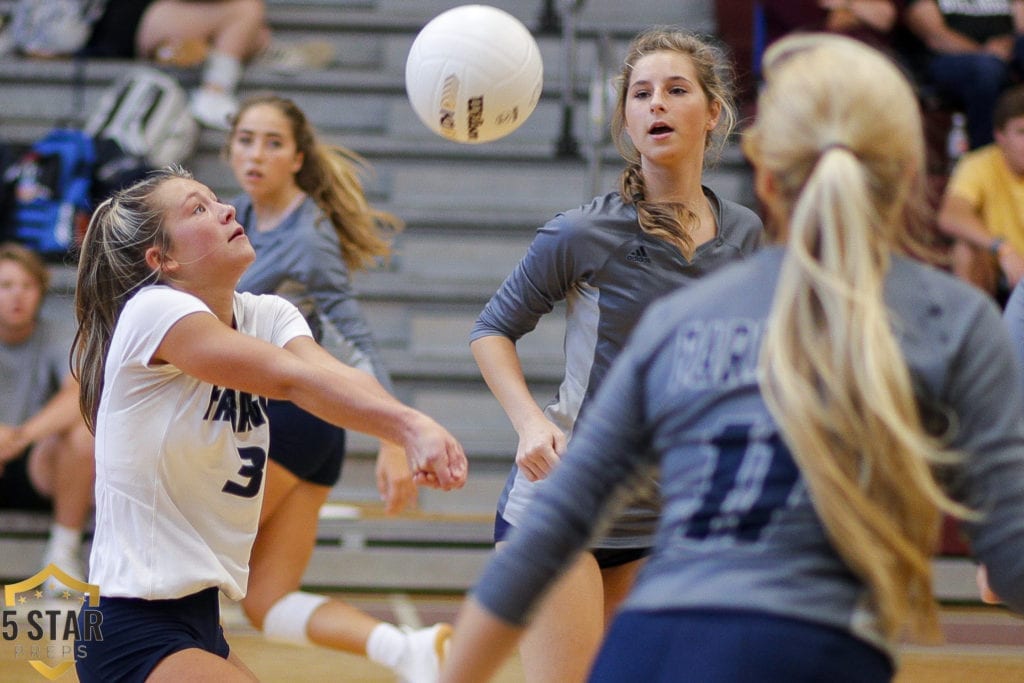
[405,5,544,144]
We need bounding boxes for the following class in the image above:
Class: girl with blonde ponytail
[440,33,1024,683]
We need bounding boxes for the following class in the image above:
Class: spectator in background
[0,242,94,581]
[761,0,900,55]
[85,0,333,130]
[898,0,1024,149]
[938,84,1024,302]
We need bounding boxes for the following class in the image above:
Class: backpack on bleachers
[10,0,108,57]
[85,66,199,168]
[1,128,95,260]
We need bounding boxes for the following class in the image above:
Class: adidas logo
[626,246,651,264]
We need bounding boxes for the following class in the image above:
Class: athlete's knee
[258,591,329,646]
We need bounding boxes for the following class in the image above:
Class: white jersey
[88,285,311,600]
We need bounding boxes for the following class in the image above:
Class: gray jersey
[471,189,764,548]
[0,317,71,426]
[1003,280,1024,398]
[234,194,392,391]
[474,247,1024,653]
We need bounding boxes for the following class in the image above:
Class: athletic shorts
[265,399,345,487]
[588,609,893,683]
[493,512,650,569]
[75,587,229,683]
[0,449,51,511]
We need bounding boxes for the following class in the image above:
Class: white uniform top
[88,285,311,600]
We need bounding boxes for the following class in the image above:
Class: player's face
[153,178,254,281]
[996,115,1024,176]
[0,260,43,337]
[228,104,305,202]
[623,51,720,168]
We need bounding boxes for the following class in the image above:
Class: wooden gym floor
[1,592,1022,682]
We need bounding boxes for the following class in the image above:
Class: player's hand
[514,416,566,482]
[997,245,1024,287]
[0,424,28,465]
[403,413,468,491]
[983,36,1014,61]
[376,441,418,514]
[977,564,1002,604]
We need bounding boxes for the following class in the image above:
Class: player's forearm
[470,335,547,433]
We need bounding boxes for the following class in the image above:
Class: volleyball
[404,5,544,144]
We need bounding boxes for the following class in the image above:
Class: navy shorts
[75,587,229,683]
[265,399,345,487]
[0,449,51,511]
[494,512,650,569]
[588,609,893,682]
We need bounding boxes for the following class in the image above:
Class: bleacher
[1,0,978,599]
[0,0,736,591]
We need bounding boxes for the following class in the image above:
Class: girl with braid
[468,28,763,682]
[225,94,453,682]
[444,33,1024,683]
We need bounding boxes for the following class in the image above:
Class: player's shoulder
[550,192,635,234]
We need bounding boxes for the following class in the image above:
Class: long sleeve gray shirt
[471,189,764,547]
[474,247,1024,655]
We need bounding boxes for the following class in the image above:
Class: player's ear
[144,246,177,275]
[706,99,721,131]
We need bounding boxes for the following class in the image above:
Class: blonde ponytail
[745,34,972,641]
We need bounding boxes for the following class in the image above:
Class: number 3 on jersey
[684,423,800,543]
[222,446,267,498]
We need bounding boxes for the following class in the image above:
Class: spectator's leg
[929,53,1006,148]
[136,0,271,129]
[26,424,95,579]
[135,0,269,63]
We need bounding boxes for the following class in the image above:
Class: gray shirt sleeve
[470,212,580,343]
[960,293,1024,612]
[1002,280,1024,398]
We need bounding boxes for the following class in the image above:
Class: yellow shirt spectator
[947,145,1024,255]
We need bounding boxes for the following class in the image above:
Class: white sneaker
[190,88,238,130]
[41,546,86,583]
[394,623,453,683]
[253,40,335,73]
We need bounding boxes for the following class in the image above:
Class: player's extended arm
[155,311,467,490]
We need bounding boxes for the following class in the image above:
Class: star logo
[3,564,101,680]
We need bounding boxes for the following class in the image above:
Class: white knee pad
[262,591,330,646]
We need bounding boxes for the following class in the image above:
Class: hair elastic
[820,142,854,156]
